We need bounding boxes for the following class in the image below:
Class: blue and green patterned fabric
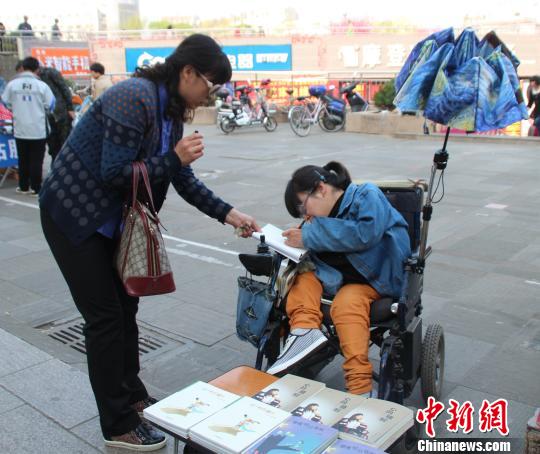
[393,28,528,132]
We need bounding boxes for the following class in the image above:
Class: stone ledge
[345,111,425,135]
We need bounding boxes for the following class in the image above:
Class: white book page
[252,224,308,263]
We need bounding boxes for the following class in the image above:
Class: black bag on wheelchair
[236,275,276,347]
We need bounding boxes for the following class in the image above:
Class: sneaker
[131,396,158,418]
[15,187,30,195]
[104,423,166,451]
[28,190,39,197]
[266,329,328,376]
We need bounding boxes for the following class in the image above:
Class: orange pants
[286,271,380,394]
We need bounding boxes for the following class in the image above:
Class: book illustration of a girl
[210,414,261,436]
[160,397,210,417]
[334,413,369,440]
[291,403,322,423]
[253,388,281,407]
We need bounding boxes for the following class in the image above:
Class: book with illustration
[252,224,308,263]
[244,415,339,454]
[252,374,326,412]
[290,387,368,427]
[322,438,387,453]
[142,381,240,437]
[332,398,414,451]
[188,396,290,454]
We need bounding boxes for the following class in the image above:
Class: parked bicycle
[288,85,345,137]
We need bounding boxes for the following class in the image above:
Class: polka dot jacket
[39,77,233,245]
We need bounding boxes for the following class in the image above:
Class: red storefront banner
[31,48,91,76]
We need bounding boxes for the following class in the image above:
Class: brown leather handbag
[115,162,176,297]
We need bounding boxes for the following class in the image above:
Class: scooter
[340,81,369,112]
[219,81,277,134]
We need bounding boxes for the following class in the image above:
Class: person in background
[17,16,34,37]
[38,65,74,161]
[527,76,540,136]
[51,18,62,40]
[39,34,259,451]
[1,56,55,195]
[89,62,113,100]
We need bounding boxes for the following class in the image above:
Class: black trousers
[40,209,147,437]
[47,117,72,161]
[15,138,46,192]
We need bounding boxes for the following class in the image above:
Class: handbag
[236,273,277,348]
[115,161,176,297]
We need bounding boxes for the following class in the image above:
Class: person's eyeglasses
[198,72,222,96]
[297,185,318,217]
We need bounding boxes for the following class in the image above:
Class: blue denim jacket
[302,183,411,298]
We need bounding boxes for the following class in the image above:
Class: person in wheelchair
[266,161,411,398]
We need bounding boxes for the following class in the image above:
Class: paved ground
[0,125,539,453]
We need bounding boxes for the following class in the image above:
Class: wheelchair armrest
[239,253,274,277]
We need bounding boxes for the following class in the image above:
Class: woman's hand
[174,132,204,166]
[225,208,261,238]
[282,228,304,248]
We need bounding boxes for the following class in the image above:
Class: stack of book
[144,374,414,453]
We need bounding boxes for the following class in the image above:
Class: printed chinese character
[53,56,63,71]
[81,56,90,71]
[62,56,73,72]
[417,396,445,438]
[44,56,55,68]
[238,53,254,69]
[362,44,381,68]
[71,56,81,70]
[339,45,359,67]
[387,44,407,67]
[479,399,509,436]
[8,139,18,159]
[446,399,474,434]
[227,55,237,70]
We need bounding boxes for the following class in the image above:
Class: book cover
[252,224,308,263]
[189,396,290,454]
[332,399,414,450]
[290,388,368,427]
[252,374,326,412]
[142,381,239,437]
[322,438,386,454]
[244,416,339,454]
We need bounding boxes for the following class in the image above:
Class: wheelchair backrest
[379,185,424,252]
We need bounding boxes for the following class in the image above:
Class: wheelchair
[238,160,448,452]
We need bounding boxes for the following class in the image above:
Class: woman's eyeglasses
[198,72,222,96]
[297,185,318,216]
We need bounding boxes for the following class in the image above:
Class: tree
[374,79,396,110]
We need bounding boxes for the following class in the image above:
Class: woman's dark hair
[134,33,232,122]
[284,161,352,218]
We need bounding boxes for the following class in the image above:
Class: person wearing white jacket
[2,57,55,195]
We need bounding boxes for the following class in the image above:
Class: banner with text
[31,48,90,76]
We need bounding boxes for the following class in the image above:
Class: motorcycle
[219,80,277,134]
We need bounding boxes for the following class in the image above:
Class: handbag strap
[138,162,158,216]
[131,161,140,209]
[130,162,158,217]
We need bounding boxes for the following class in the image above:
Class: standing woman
[39,34,259,451]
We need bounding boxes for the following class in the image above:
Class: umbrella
[393,27,528,132]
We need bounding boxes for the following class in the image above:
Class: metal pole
[419,127,450,260]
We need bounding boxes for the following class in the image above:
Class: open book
[252,224,308,263]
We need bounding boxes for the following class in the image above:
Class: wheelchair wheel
[421,323,445,402]
[388,407,420,454]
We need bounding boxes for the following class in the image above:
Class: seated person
[266,161,411,397]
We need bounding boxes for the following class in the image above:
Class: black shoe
[104,423,166,451]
